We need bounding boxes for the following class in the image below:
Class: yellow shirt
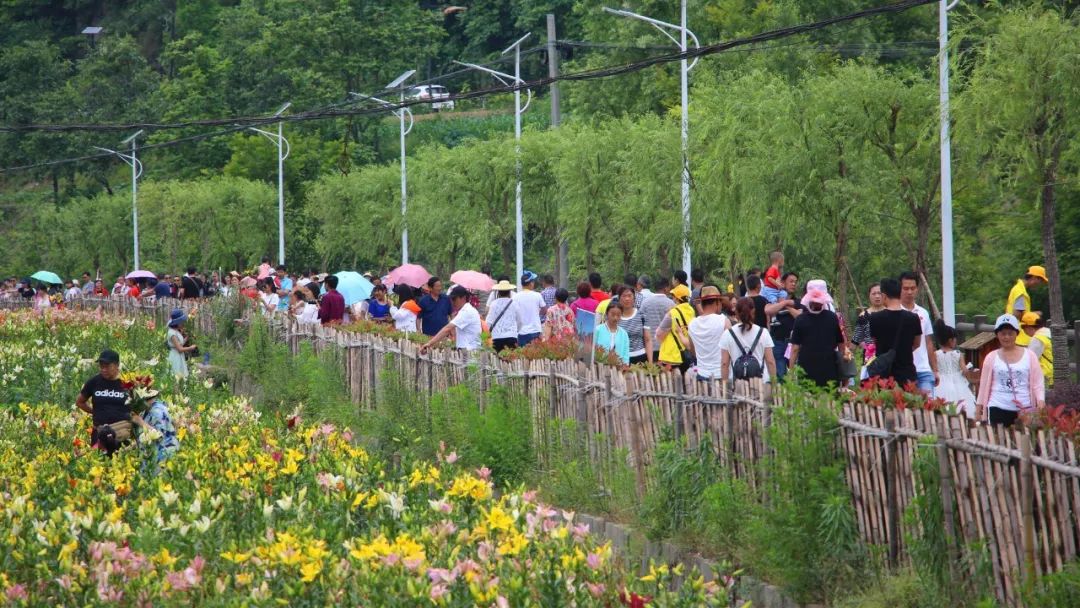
[659,302,696,364]
[1005,279,1030,315]
[1031,329,1053,387]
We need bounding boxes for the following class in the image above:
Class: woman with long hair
[593,302,630,365]
[719,297,777,383]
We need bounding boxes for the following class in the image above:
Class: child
[933,320,978,419]
[761,251,785,303]
[134,388,180,464]
[593,302,630,365]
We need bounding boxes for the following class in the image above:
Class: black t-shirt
[751,295,768,328]
[790,309,844,386]
[180,275,203,299]
[19,287,34,299]
[769,302,805,341]
[80,374,131,426]
[869,309,922,384]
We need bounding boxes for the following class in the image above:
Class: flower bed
[0,311,724,606]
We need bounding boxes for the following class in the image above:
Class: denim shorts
[915,371,935,397]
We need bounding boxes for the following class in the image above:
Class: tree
[961,7,1080,383]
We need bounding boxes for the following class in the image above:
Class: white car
[406,85,455,111]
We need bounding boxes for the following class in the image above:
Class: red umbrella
[386,263,433,288]
[450,270,495,292]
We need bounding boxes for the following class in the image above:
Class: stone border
[575,513,818,608]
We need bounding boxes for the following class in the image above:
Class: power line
[0,0,938,137]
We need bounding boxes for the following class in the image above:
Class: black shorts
[492,337,517,353]
[988,407,1019,427]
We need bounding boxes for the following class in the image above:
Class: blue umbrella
[30,270,62,285]
[334,271,375,306]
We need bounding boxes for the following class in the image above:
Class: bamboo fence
[10,297,1080,605]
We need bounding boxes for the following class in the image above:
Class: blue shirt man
[417,278,451,336]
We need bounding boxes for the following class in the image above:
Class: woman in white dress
[933,320,977,418]
[166,309,197,378]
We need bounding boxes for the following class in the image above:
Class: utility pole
[547,13,569,289]
[939,0,960,326]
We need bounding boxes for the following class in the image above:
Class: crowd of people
[12,253,1057,430]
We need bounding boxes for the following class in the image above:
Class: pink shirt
[570,297,599,315]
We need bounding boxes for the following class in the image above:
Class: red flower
[619,591,652,607]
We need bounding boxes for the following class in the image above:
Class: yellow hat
[671,284,691,302]
[1021,312,1041,327]
[1027,265,1048,282]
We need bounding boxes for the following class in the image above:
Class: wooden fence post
[935,432,959,571]
[884,410,900,568]
[1020,433,1036,589]
[673,372,684,441]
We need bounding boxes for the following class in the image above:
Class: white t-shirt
[297,303,319,324]
[450,303,482,350]
[261,292,280,313]
[391,305,417,333]
[512,290,544,335]
[485,298,520,340]
[688,313,732,379]
[988,350,1031,412]
[718,323,775,382]
[901,302,933,373]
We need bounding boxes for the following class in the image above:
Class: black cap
[96,350,120,364]
[449,285,470,299]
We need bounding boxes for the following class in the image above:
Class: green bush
[640,433,719,541]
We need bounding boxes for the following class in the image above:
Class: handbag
[836,350,858,379]
[866,314,905,378]
[97,419,133,443]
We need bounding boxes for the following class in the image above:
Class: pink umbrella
[450,270,495,292]
[386,263,433,288]
[126,270,157,280]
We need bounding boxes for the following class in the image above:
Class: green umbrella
[30,271,62,285]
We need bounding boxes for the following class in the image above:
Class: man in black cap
[75,350,133,454]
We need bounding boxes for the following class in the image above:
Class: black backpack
[730,327,765,380]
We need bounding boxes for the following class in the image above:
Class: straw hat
[491,280,516,292]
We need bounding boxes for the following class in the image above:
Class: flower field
[0,311,724,606]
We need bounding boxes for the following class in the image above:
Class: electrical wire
[0,0,938,137]
[0,0,938,176]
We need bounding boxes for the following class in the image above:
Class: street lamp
[454,33,533,285]
[351,69,417,265]
[247,102,291,265]
[94,129,144,269]
[939,0,960,326]
[604,2,699,277]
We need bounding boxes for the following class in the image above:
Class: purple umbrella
[126,270,157,280]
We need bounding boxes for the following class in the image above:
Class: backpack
[729,327,764,380]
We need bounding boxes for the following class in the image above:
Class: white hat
[994,313,1021,332]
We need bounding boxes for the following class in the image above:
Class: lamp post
[939,0,960,326]
[351,69,417,265]
[94,129,144,269]
[604,2,699,277]
[454,33,533,285]
[248,102,291,265]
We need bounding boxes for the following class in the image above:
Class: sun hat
[994,313,1021,333]
[800,279,834,308]
[699,285,723,302]
[1026,265,1048,282]
[240,277,257,289]
[1020,312,1041,327]
[314,272,329,282]
[671,284,691,302]
[491,280,516,292]
[168,308,188,327]
[96,350,120,364]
